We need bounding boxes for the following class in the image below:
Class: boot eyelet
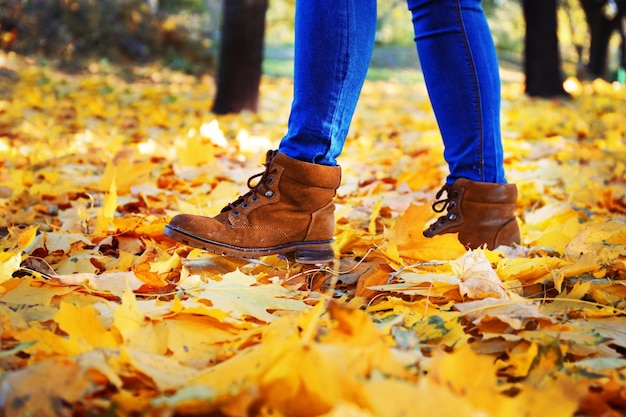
[233,210,241,216]
[448,213,458,221]
[264,190,274,198]
[251,196,259,203]
[450,201,457,209]
[241,203,249,209]
[272,167,278,173]
[267,176,274,184]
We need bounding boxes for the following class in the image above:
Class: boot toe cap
[167,213,199,229]
[165,213,229,242]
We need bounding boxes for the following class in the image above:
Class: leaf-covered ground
[1,51,625,417]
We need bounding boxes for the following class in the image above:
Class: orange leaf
[382,203,465,262]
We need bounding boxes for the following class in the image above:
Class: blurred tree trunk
[522,0,568,97]
[579,0,626,79]
[621,14,626,78]
[213,0,268,114]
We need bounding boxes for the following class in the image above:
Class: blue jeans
[278,0,506,184]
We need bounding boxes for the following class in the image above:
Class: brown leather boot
[164,150,341,264]
[423,178,521,250]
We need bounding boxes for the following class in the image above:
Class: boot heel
[493,217,521,248]
[294,243,335,264]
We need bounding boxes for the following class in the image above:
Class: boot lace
[429,184,460,229]
[221,150,279,214]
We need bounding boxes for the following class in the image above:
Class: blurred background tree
[0,0,528,71]
[523,0,570,97]
[579,0,626,80]
[213,0,268,114]
[0,0,624,101]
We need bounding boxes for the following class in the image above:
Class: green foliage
[0,0,216,72]
[266,0,295,45]
[1,0,158,60]
[265,0,415,46]
[265,0,526,52]
[375,1,414,46]
[160,0,206,13]
[489,1,525,56]
[0,0,593,76]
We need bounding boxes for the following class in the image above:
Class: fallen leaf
[179,270,308,322]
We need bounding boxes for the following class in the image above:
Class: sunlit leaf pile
[1,51,625,416]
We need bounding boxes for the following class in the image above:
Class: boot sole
[164,224,335,264]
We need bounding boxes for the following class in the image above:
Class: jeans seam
[326,0,351,163]
[454,0,485,182]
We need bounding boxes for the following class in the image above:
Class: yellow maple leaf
[119,348,200,392]
[508,375,582,417]
[426,345,581,417]
[367,269,459,298]
[257,341,371,416]
[522,202,586,253]
[178,269,308,322]
[160,316,241,361]
[150,251,181,276]
[132,245,177,287]
[13,326,83,358]
[565,220,626,263]
[333,226,377,258]
[0,226,38,285]
[53,270,144,292]
[381,203,465,263]
[496,256,569,286]
[54,302,119,350]
[364,377,485,417]
[17,225,38,250]
[552,252,600,293]
[452,250,510,300]
[454,295,547,330]
[0,251,22,285]
[496,340,540,378]
[113,285,146,341]
[0,278,73,324]
[188,301,408,415]
[176,132,217,166]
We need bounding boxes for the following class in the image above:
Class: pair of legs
[280,0,506,184]
[164,0,520,261]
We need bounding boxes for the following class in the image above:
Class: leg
[279,0,377,165]
[165,0,377,262]
[407,0,521,248]
[407,0,504,184]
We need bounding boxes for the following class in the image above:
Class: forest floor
[0,50,625,416]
